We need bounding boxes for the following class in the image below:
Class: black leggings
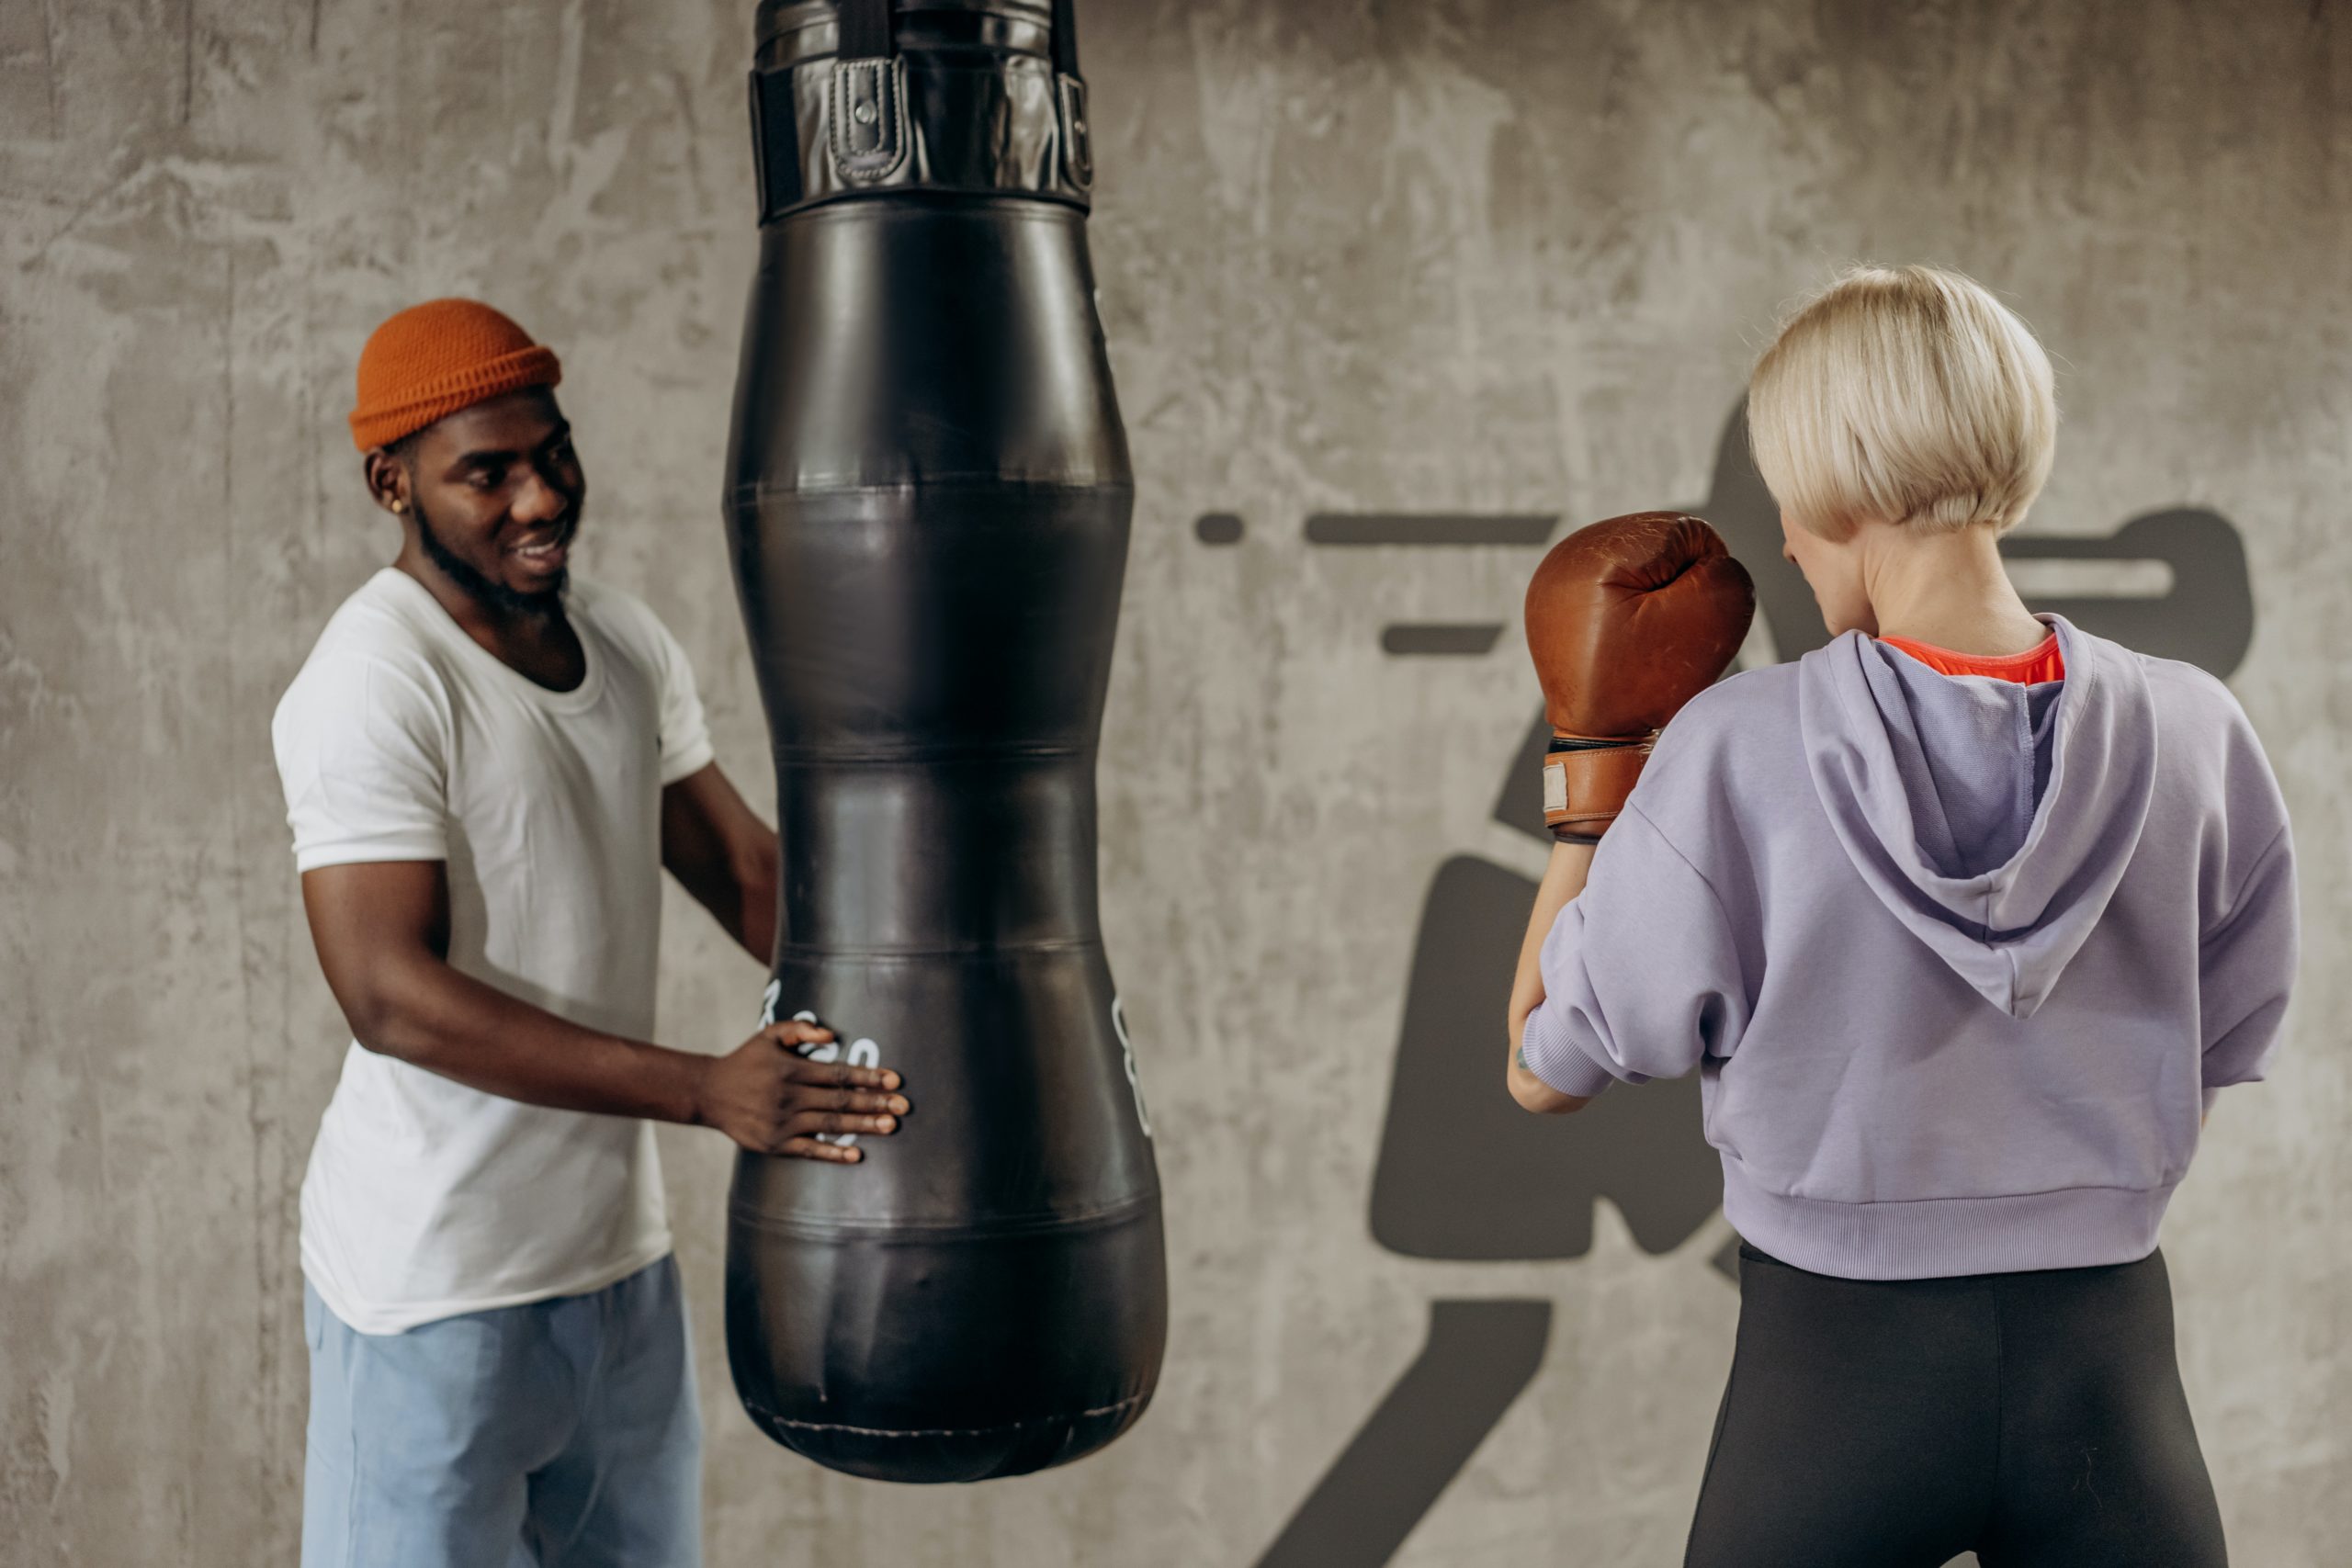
[1684,1244,2225,1568]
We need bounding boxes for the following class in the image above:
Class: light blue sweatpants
[301,1256,702,1568]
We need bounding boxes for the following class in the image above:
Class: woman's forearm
[1510,840,1597,1029]
[1507,840,1598,1111]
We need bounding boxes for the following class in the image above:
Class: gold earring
[391,499,406,513]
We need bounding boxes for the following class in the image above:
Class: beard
[413,494,568,618]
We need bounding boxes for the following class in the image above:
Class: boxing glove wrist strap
[1542,733,1656,843]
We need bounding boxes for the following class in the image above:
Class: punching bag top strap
[750,0,1094,218]
[829,0,910,186]
[836,0,894,61]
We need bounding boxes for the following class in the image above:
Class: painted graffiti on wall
[1224,400,2254,1568]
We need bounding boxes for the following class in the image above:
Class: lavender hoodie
[1519,611,2299,1280]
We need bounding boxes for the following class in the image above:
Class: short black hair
[383,427,426,468]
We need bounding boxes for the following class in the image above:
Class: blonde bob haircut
[1747,265,2056,542]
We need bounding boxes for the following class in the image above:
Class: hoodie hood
[1797,612,2156,1020]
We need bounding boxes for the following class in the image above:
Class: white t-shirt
[272,568,717,1334]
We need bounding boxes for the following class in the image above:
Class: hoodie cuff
[1520,998,1616,1100]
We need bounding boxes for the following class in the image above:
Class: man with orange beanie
[272,299,910,1567]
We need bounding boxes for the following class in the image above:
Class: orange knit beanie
[348,299,563,452]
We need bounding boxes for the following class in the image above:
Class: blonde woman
[1507,266,2296,1565]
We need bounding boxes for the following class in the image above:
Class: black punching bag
[720,0,1165,1483]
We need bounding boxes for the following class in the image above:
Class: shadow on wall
[1245,399,2254,1568]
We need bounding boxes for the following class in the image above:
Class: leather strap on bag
[751,1,1093,220]
[831,0,910,186]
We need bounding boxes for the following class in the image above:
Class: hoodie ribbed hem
[1721,1163,2175,1280]
[1517,997,1619,1099]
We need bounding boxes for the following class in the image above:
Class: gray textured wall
[3,1,2346,1563]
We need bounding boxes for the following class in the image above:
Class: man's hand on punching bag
[694,1020,910,1162]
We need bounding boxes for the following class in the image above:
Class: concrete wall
[3,2,2346,1563]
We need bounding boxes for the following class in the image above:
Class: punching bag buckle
[1057,73,1093,194]
[830,55,909,186]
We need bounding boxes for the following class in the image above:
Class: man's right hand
[694,1020,909,1162]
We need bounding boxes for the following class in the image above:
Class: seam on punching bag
[745,1390,1151,1440]
[757,186,1097,221]
[729,1192,1159,1239]
[728,478,1138,504]
[763,197,1094,230]
[763,743,1094,762]
[766,940,1105,960]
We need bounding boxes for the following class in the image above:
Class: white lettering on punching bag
[760,982,880,1147]
[1113,995,1151,1139]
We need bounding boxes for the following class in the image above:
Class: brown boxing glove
[1523,512,1755,842]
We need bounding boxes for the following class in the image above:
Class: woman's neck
[1860,521,2048,657]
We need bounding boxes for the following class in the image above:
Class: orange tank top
[1878,630,2064,684]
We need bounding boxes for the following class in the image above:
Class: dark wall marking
[1252,1301,1552,1568]
[1226,411,2253,671]
[2000,512,2250,676]
[1688,402,2253,679]
[1369,855,1722,1261]
[1304,513,1556,547]
[1379,624,1506,657]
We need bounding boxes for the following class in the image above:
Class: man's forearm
[733,855,778,964]
[669,850,776,964]
[660,766,782,964]
[349,954,712,1124]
